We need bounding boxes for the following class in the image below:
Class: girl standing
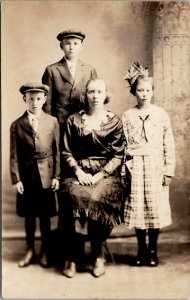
[122,62,175,266]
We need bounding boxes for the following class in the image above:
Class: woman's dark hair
[81,78,111,112]
[130,75,154,96]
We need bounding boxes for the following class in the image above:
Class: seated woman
[59,78,125,278]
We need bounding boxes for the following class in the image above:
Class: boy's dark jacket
[42,57,97,125]
[10,111,60,191]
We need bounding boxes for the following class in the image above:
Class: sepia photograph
[1,0,190,299]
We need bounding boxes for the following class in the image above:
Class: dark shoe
[148,250,159,267]
[39,252,50,268]
[18,249,35,268]
[62,261,76,278]
[92,258,105,277]
[135,249,147,266]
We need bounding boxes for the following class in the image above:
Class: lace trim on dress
[81,110,114,131]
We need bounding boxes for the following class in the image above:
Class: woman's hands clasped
[75,168,104,186]
[75,168,93,185]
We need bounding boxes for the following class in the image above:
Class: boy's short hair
[19,83,49,95]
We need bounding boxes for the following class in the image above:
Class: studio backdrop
[2,1,190,238]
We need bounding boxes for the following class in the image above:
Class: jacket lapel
[56,57,74,85]
[19,111,48,136]
[19,111,34,134]
[73,59,84,87]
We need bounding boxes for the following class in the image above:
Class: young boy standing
[42,29,97,126]
[10,83,60,268]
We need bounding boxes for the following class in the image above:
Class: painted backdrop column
[153,2,190,179]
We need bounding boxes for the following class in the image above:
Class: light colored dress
[122,104,175,229]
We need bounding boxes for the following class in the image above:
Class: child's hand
[13,181,24,194]
[162,175,172,186]
[51,178,59,191]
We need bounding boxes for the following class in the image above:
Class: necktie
[68,63,75,78]
[31,116,38,132]
[139,115,149,142]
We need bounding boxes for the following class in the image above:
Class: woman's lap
[59,175,124,235]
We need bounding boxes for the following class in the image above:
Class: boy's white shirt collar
[27,110,41,120]
[27,110,41,132]
[64,56,78,67]
[64,57,77,78]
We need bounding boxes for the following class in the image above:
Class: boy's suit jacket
[42,57,97,125]
[10,111,60,191]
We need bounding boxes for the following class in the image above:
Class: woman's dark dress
[59,110,125,239]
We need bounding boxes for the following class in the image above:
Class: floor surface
[2,237,190,300]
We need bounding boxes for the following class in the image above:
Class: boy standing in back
[42,29,97,126]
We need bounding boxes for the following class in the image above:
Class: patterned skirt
[59,158,124,237]
[124,155,171,229]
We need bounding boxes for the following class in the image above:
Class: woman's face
[86,80,106,110]
[135,79,153,107]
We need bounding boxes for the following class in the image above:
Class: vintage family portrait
[1,0,190,299]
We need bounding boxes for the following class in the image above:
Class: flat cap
[57,29,86,41]
[19,83,49,95]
